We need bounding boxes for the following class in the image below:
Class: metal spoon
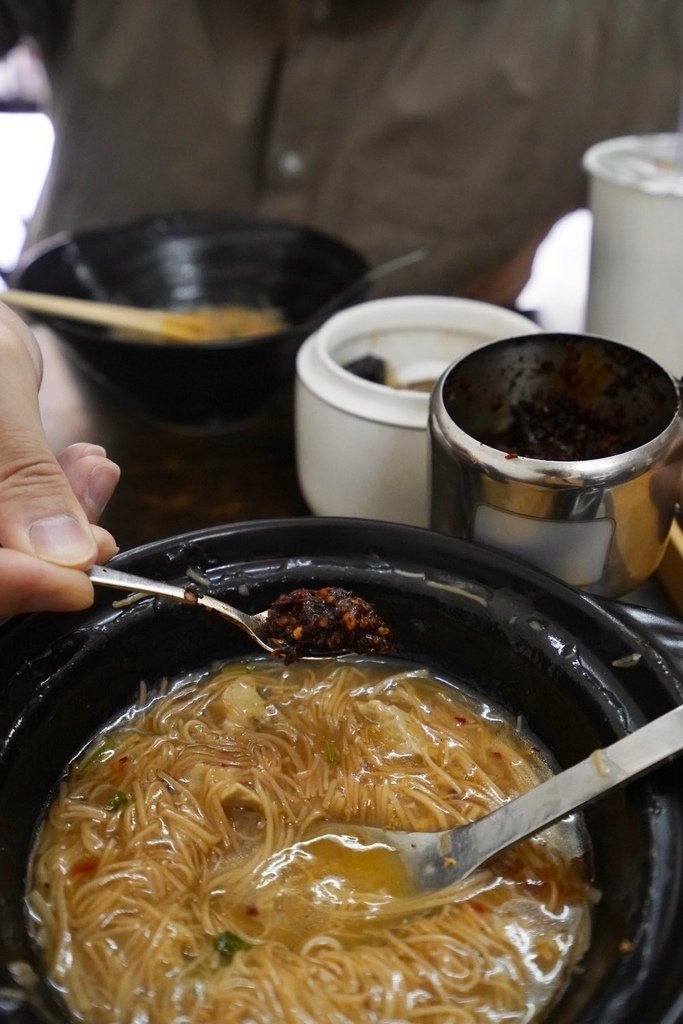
[304,247,428,326]
[88,564,279,652]
[336,703,683,894]
[87,564,393,660]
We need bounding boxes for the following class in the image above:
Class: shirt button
[278,149,306,178]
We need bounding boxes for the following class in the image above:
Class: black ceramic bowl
[14,213,368,429]
[1,519,683,1023]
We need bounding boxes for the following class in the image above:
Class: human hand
[0,302,120,618]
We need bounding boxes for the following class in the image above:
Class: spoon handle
[88,564,195,602]
[447,703,683,883]
[86,563,266,645]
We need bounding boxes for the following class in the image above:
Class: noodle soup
[26,658,592,1024]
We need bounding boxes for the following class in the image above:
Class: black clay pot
[1,519,683,1023]
[14,213,368,429]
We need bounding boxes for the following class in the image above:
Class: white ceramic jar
[295,296,539,527]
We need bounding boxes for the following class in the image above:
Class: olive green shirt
[2,0,682,302]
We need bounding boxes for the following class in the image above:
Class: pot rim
[2,517,683,1024]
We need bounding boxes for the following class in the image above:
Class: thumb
[0,437,98,569]
[0,312,97,568]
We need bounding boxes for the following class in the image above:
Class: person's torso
[27,0,683,300]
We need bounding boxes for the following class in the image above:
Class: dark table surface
[36,327,310,553]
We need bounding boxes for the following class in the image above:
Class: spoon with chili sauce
[87,564,394,660]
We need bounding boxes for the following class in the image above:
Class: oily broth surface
[26,657,592,1024]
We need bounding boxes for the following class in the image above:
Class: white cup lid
[583,133,683,196]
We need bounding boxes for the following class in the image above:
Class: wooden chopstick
[1,289,211,342]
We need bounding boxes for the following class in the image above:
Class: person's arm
[0,302,120,617]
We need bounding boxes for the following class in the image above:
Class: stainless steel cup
[429,333,683,598]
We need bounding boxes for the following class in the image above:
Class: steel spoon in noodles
[87,563,392,659]
[330,703,683,896]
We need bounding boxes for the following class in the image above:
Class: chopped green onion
[214,930,252,961]
[75,740,116,778]
[323,737,339,764]
[105,791,129,812]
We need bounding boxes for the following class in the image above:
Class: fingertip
[26,577,96,615]
[85,461,121,520]
[0,549,95,617]
[91,524,119,563]
[57,442,108,468]
[58,451,121,523]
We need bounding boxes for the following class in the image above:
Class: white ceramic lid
[296,295,538,429]
[583,133,683,196]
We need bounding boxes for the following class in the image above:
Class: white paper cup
[295,296,538,527]
[584,133,683,375]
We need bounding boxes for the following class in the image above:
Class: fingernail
[86,464,119,517]
[29,514,94,565]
